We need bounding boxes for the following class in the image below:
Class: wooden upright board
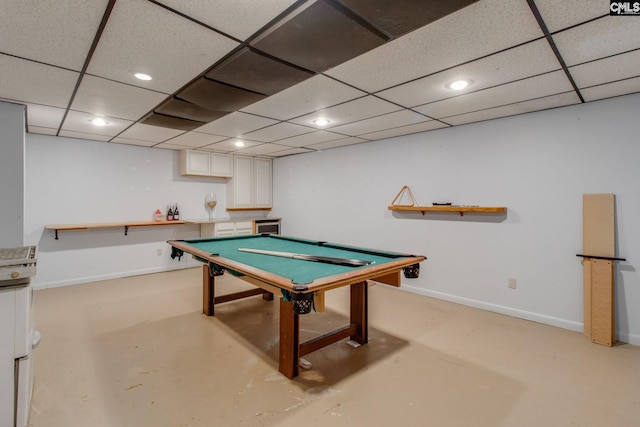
[582,194,615,346]
[583,194,615,257]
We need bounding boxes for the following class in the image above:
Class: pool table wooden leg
[279,298,299,379]
[202,264,214,316]
[350,281,368,344]
[277,282,368,378]
[202,264,274,317]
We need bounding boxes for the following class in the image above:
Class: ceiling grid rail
[56,0,117,137]
[526,0,585,103]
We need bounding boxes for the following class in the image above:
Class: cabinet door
[214,222,235,237]
[211,154,233,178]
[254,158,272,208]
[231,156,254,208]
[235,221,253,235]
[180,150,210,176]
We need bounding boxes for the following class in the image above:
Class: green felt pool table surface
[168,234,424,292]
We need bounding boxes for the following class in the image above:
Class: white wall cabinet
[254,157,273,208]
[211,153,233,177]
[227,156,272,209]
[179,150,233,178]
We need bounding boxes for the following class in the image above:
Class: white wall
[0,101,25,247]
[271,93,640,345]
[24,135,232,287]
[19,94,640,344]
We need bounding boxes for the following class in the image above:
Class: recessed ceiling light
[134,73,152,81]
[234,141,245,147]
[90,118,109,127]
[446,80,470,90]
[313,118,330,126]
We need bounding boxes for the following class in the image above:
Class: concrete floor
[28,268,640,427]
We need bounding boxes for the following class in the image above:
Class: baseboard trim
[400,284,640,346]
[31,264,192,290]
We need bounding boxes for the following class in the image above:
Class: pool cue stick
[237,248,374,267]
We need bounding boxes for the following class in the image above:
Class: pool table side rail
[167,239,425,293]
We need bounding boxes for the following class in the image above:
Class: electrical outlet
[508,278,517,289]
[157,248,163,256]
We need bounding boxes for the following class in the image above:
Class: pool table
[167,234,425,378]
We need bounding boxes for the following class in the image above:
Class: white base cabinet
[199,221,253,238]
[214,221,253,237]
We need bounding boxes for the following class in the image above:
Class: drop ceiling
[1,0,639,158]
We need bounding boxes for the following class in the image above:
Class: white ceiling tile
[377,39,560,108]
[61,110,133,137]
[3,0,640,158]
[71,75,167,120]
[156,0,299,41]
[27,126,57,136]
[275,130,353,147]
[570,50,640,88]
[58,130,113,142]
[0,0,109,71]
[267,147,314,157]
[234,143,292,156]
[443,92,581,126]
[326,0,543,93]
[359,120,449,141]
[201,138,263,152]
[240,122,313,143]
[241,75,366,120]
[0,54,79,108]
[115,123,184,143]
[111,138,158,148]
[553,16,640,66]
[581,77,640,102]
[534,0,606,33]
[329,110,431,136]
[192,147,228,154]
[414,71,574,118]
[306,137,369,151]
[195,112,278,137]
[163,131,227,148]
[288,96,403,128]
[152,143,193,151]
[86,0,239,94]
[25,104,66,129]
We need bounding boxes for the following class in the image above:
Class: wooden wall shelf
[388,206,507,216]
[45,220,186,240]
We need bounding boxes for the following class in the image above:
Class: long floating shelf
[388,206,507,216]
[45,220,186,240]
